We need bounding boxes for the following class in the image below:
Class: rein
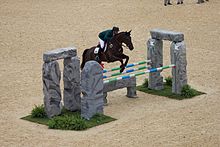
[109,33,128,49]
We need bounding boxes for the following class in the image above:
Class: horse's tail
[80,49,89,70]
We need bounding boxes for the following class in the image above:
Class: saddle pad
[94,47,99,54]
[94,44,107,54]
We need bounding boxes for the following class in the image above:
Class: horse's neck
[114,35,123,43]
[108,38,123,52]
[110,35,122,46]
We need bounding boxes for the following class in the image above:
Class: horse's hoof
[120,68,125,73]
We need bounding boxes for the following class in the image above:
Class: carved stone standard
[63,57,81,111]
[81,61,104,120]
[147,38,164,90]
[170,41,187,94]
[42,61,62,118]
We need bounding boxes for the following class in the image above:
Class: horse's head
[116,30,134,50]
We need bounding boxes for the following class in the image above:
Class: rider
[95,26,120,61]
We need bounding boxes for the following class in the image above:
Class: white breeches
[99,38,105,49]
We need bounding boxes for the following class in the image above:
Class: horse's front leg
[109,55,125,73]
[118,54,129,73]
[121,54,129,67]
[119,59,125,73]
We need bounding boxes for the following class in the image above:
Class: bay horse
[81,31,134,73]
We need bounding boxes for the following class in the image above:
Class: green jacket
[98,29,113,42]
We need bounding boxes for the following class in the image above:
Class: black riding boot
[95,52,100,62]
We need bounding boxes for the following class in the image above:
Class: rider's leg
[95,38,105,62]
[98,39,105,55]
[99,38,105,51]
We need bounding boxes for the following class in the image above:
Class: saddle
[94,43,110,62]
[94,43,108,54]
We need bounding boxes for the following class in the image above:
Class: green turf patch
[21,108,116,131]
[137,83,205,100]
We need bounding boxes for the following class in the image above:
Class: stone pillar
[170,41,187,94]
[127,86,137,98]
[147,38,164,90]
[103,86,137,105]
[63,57,81,111]
[42,61,62,118]
[81,61,104,120]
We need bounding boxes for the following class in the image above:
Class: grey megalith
[63,57,81,111]
[147,38,164,90]
[81,61,104,120]
[170,41,187,94]
[42,61,62,118]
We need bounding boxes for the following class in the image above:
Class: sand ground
[0,0,220,146]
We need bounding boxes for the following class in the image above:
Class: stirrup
[95,56,100,62]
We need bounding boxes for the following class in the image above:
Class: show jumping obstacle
[42,29,187,120]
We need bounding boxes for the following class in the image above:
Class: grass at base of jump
[21,110,116,130]
[136,84,205,100]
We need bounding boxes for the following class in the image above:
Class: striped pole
[103,65,147,79]
[103,60,151,73]
[104,64,175,84]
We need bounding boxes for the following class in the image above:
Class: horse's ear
[127,30,132,35]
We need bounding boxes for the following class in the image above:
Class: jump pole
[102,60,151,73]
[104,64,175,84]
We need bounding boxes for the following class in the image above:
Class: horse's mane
[114,31,126,36]
[112,31,128,40]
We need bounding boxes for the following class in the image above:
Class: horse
[80,31,134,73]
